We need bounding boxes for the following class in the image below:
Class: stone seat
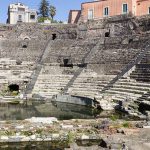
[38,74,73,77]
[131,72,150,75]
[110,87,147,94]
[34,84,66,87]
[138,97,150,102]
[32,91,59,95]
[71,82,106,85]
[117,81,150,87]
[35,82,68,85]
[106,90,142,97]
[141,100,150,105]
[37,77,72,80]
[135,78,150,82]
[33,88,61,92]
[130,74,150,78]
[70,84,105,89]
[113,84,150,91]
[112,95,138,102]
[69,87,101,92]
[33,85,63,89]
[69,90,98,95]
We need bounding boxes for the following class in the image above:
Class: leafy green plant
[110,114,119,121]
[35,129,43,135]
[67,131,76,144]
[11,91,19,96]
[38,17,51,23]
[22,130,33,136]
[5,130,15,136]
[122,122,131,128]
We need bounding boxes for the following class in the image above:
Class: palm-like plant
[49,5,56,21]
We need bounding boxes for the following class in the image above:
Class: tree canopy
[39,0,49,17]
[49,5,56,21]
[39,0,58,23]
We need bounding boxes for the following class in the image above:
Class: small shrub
[22,131,33,136]
[35,129,43,135]
[5,130,15,136]
[11,91,19,96]
[67,131,76,144]
[122,122,131,128]
[110,115,119,121]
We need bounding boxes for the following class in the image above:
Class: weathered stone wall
[0,15,150,99]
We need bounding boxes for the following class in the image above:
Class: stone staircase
[130,49,150,82]
[100,42,150,114]
[63,67,84,93]
[67,68,115,99]
[24,38,53,95]
[102,40,150,92]
[62,41,99,94]
[136,91,150,104]
[32,65,74,99]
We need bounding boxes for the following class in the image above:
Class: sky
[0,0,87,23]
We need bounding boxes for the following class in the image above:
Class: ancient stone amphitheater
[0,14,150,118]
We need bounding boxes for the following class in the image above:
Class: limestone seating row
[115,81,150,88]
[0,70,32,76]
[113,84,150,91]
[109,87,147,95]
[106,90,141,102]
[130,65,150,82]
[32,66,74,98]
[68,69,114,98]
[105,78,150,103]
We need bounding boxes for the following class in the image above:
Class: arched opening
[22,44,27,48]
[8,84,19,92]
[24,38,30,41]
[52,34,57,40]
[105,32,110,37]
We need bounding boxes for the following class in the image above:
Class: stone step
[113,84,150,91]
[70,84,104,88]
[117,81,150,87]
[69,87,101,92]
[106,90,142,97]
[110,87,147,94]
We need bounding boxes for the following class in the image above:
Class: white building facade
[7,3,37,24]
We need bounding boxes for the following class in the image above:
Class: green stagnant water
[0,139,102,150]
[0,100,101,121]
[0,100,132,149]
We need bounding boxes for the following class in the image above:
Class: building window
[30,15,35,20]
[18,7,25,11]
[88,9,94,20]
[18,15,22,22]
[104,7,109,16]
[122,4,128,14]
